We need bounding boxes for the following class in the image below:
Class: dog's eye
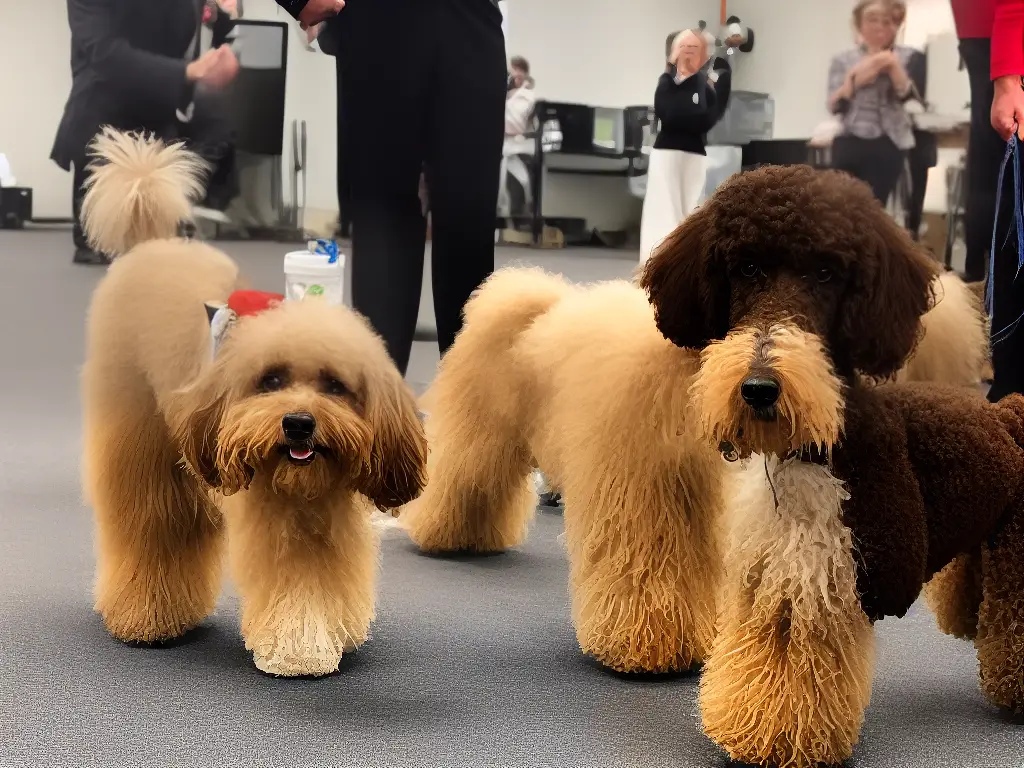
[739,261,759,279]
[322,377,349,397]
[816,268,833,283]
[257,370,287,393]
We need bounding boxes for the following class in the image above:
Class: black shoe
[72,246,110,266]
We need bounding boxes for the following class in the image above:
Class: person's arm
[275,0,309,19]
[709,57,732,119]
[992,0,1024,80]
[276,0,344,27]
[210,2,239,49]
[504,88,536,136]
[990,0,1024,139]
[827,55,853,114]
[67,0,193,109]
[882,50,914,99]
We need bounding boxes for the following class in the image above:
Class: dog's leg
[86,411,224,643]
[924,551,984,640]
[976,499,1024,713]
[227,496,379,677]
[561,453,722,674]
[402,412,536,554]
[699,460,875,768]
[401,268,569,554]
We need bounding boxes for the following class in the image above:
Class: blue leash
[987,131,1024,345]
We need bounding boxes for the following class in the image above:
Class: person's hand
[874,50,898,71]
[298,0,345,30]
[992,75,1024,141]
[306,22,323,43]
[849,52,890,86]
[216,0,239,18]
[186,45,240,89]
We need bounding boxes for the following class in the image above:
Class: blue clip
[311,238,340,265]
[988,131,1024,345]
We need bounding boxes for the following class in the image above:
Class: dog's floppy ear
[356,368,428,511]
[639,211,728,349]
[838,213,937,379]
[169,366,251,495]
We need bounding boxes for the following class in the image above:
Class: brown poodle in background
[79,130,426,676]
[639,165,1024,767]
[400,159,987,678]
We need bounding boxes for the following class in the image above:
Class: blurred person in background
[639,28,732,264]
[952,0,1024,284]
[961,0,1024,399]
[505,56,536,138]
[52,0,241,265]
[285,0,506,377]
[889,0,937,241]
[827,0,923,205]
[497,55,537,219]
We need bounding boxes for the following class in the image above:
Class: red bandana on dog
[205,291,285,360]
[227,290,285,317]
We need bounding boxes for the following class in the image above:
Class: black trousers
[961,38,1003,283]
[905,131,936,239]
[832,135,906,205]
[336,0,506,375]
[335,58,352,237]
[72,158,90,250]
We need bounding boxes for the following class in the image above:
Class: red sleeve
[992,0,1024,79]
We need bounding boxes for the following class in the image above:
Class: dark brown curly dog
[640,165,1024,767]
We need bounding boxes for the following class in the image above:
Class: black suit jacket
[51,0,201,170]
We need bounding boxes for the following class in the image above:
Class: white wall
[0,2,74,218]
[725,0,968,217]
[1,0,717,228]
[0,0,338,221]
[723,0,857,140]
[0,0,970,228]
[509,0,720,109]
[725,0,967,137]
[508,0,720,227]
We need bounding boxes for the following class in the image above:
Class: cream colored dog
[80,129,426,676]
[401,254,986,676]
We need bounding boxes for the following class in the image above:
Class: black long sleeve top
[653,58,732,155]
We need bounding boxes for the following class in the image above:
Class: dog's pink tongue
[289,448,314,460]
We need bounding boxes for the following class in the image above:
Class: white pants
[639,148,708,264]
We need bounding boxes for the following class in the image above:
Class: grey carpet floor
[0,229,1021,767]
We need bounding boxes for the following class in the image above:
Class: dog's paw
[246,620,364,678]
[252,647,343,678]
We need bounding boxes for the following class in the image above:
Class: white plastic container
[284,247,345,305]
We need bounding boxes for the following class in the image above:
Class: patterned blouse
[827,45,919,150]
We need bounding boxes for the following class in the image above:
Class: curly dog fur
[80,130,426,676]
[640,165,1024,766]
[403,271,723,673]
[401,163,985,678]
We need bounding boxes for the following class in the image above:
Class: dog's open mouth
[280,442,325,466]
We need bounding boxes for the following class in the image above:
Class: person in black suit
[279,0,506,377]
[51,0,240,265]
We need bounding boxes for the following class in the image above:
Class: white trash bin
[284,243,346,305]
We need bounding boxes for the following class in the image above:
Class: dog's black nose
[740,377,780,409]
[282,412,316,442]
